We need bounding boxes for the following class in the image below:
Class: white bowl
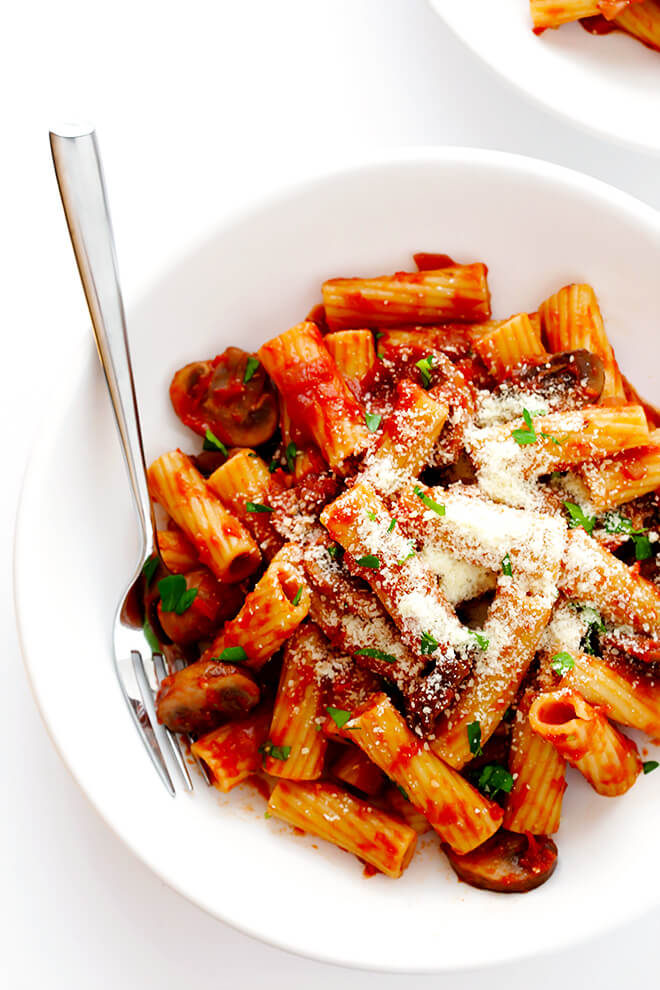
[15,148,660,972]
[429,0,660,154]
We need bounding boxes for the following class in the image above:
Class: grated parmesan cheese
[418,544,496,605]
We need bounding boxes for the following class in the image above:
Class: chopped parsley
[356,554,381,569]
[501,552,512,577]
[292,585,303,606]
[285,441,299,472]
[365,411,382,433]
[396,784,409,801]
[355,647,397,664]
[643,760,659,774]
[143,554,160,586]
[467,721,483,757]
[476,763,514,801]
[511,408,538,446]
[243,356,260,383]
[470,630,489,651]
[216,645,248,662]
[574,604,606,656]
[367,510,377,521]
[397,548,416,565]
[563,501,596,535]
[388,518,397,533]
[511,408,561,447]
[603,511,653,560]
[632,534,653,560]
[143,616,160,654]
[268,458,279,473]
[259,741,291,761]
[415,354,435,389]
[420,631,439,656]
[327,544,344,561]
[202,428,228,455]
[413,485,445,516]
[551,651,575,677]
[246,501,273,513]
[157,574,198,615]
[326,707,352,730]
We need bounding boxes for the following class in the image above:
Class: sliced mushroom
[156,658,260,734]
[170,347,279,448]
[508,349,605,406]
[156,568,244,645]
[444,829,558,893]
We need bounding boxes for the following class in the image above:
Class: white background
[3,1,660,986]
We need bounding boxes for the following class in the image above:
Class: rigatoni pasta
[148,449,261,582]
[148,254,660,890]
[267,780,417,878]
[529,1,660,55]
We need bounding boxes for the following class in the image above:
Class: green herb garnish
[467,721,483,757]
[476,763,514,800]
[470,630,489,651]
[367,510,377,521]
[388,518,397,533]
[246,501,273,513]
[243,356,260,383]
[551,651,575,677]
[292,586,303,606]
[413,485,445,516]
[203,428,228,455]
[327,544,344,561]
[143,616,160,654]
[396,784,409,801]
[416,354,435,389]
[643,760,659,774]
[511,408,539,446]
[603,512,653,560]
[259,741,291,761]
[143,555,160,586]
[365,411,382,433]
[285,441,299,472]
[575,604,606,656]
[501,552,512,577]
[563,501,596,535]
[326,707,352,730]
[157,574,198,615]
[420,631,438,656]
[216,645,248,662]
[511,408,561,447]
[356,554,380,569]
[355,647,397,664]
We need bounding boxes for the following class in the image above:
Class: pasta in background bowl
[429,0,660,154]
[14,148,660,971]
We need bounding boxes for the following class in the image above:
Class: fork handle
[50,124,155,560]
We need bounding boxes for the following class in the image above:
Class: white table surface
[4,1,659,985]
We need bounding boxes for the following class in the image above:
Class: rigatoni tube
[268,780,417,878]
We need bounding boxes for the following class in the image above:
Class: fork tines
[131,649,194,794]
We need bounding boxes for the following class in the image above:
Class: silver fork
[49,124,197,795]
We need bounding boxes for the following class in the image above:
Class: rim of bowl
[428,0,660,157]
